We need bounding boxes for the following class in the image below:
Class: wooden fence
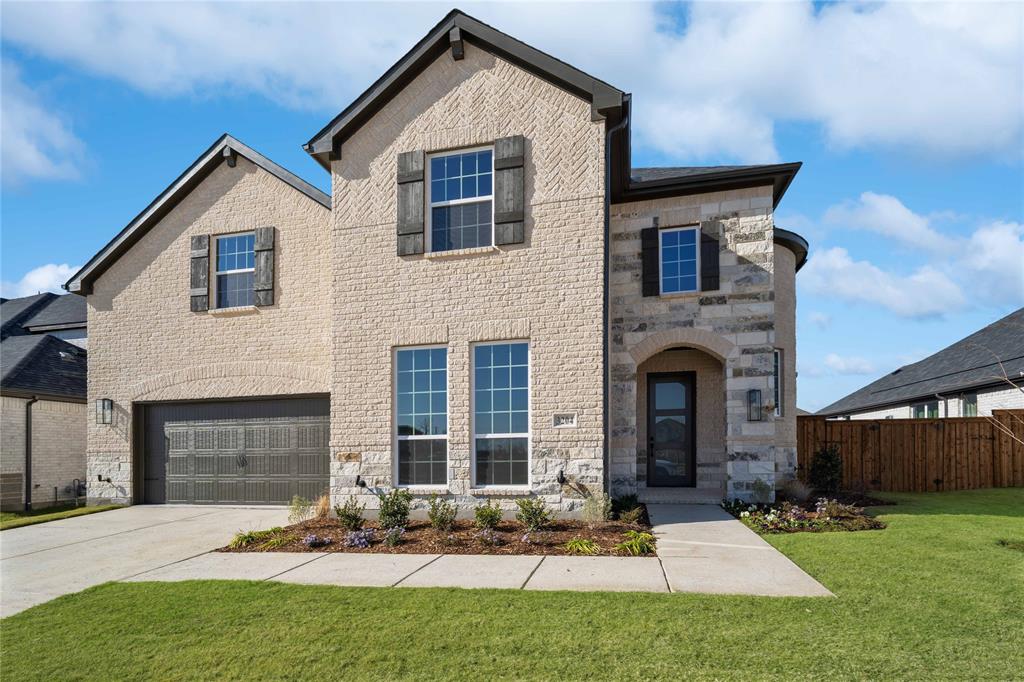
[796,410,1024,492]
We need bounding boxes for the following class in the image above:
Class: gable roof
[64,134,330,296]
[1,334,87,402]
[627,163,803,209]
[1,293,56,340]
[818,308,1024,416]
[22,294,87,332]
[304,9,626,169]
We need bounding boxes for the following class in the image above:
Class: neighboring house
[66,10,808,508]
[818,308,1024,420]
[1,294,88,510]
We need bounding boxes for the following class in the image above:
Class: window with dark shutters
[641,226,660,297]
[493,135,525,245]
[699,221,720,292]
[396,150,425,255]
[254,226,275,307]
[190,235,209,312]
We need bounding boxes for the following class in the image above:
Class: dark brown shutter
[189,235,209,312]
[254,226,275,307]
[396,150,425,255]
[641,226,660,297]
[494,135,525,245]
[700,221,720,292]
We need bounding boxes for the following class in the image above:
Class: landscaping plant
[427,494,458,532]
[334,496,365,531]
[288,496,315,524]
[515,498,552,531]
[809,443,843,494]
[612,493,640,520]
[302,534,332,548]
[313,495,332,519]
[617,506,644,525]
[383,527,406,547]
[344,528,375,548]
[475,528,503,547]
[229,527,283,549]
[564,538,601,555]
[376,489,413,529]
[581,493,612,528]
[781,477,812,503]
[474,501,503,530]
[615,530,656,556]
[722,497,885,534]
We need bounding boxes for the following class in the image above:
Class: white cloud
[960,220,1024,306]
[824,353,876,375]
[1,1,1020,164]
[824,192,957,253]
[807,312,832,330]
[800,246,966,318]
[1,263,79,298]
[1,61,85,186]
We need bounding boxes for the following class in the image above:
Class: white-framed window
[911,401,939,419]
[962,393,978,417]
[659,226,700,294]
[773,349,783,417]
[427,146,494,252]
[215,233,255,308]
[394,346,448,486]
[472,341,530,487]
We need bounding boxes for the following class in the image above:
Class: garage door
[143,398,329,504]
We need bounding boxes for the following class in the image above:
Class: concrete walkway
[647,504,833,597]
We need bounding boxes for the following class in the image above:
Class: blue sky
[1,2,1022,411]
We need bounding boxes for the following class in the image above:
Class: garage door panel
[144,398,329,505]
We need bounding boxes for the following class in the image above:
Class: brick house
[66,10,808,510]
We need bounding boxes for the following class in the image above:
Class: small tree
[809,444,843,494]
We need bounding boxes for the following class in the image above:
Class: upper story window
[395,346,448,486]
[660,227,699,294]
[428,148,493,252]
[215,233,255,308]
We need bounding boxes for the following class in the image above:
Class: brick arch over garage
[129,361,331,402]
[629,328,738,367]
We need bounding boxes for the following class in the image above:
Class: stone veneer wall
[329,44,606,511]
[86,158,332,504]
[773,245,798,482]
[609,185,787,501]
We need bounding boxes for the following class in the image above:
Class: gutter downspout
[24,396,38,511]
[603,108,630,495]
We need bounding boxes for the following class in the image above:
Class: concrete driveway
[0,505,289,617]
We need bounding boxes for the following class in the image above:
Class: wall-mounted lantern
[95,399,113,425]
[747,389,762,422]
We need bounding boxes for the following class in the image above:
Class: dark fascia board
[816,376,1024,418]
[64,134,330,296]
[774,227,809,272]
[304,9,625,170]
[615,162,802,209]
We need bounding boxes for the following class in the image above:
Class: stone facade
[0,396,87,510]
[609,186,796,502]
[86,158,332,504]
[329,44,606,512]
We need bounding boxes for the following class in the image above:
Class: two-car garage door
[143,398,330,505]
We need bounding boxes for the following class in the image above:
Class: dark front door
[647,372,696,487]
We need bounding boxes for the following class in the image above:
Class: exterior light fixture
[747,389,762,422]
[95,399,113,425]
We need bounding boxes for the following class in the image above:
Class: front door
[647,372,696,487]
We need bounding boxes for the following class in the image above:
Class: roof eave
[817,375,1024,417]
[616,162,802,209]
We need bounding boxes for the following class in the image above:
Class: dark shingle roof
[631,166,756,183]
[22,294,87,330]
[0,293,56,340]
[818,308,1024,416]
[1,334,87,401]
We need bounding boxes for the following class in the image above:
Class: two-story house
[66,10,808,509]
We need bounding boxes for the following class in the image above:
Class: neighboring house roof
[0,334,87,401]
[796,408,813,416]
[64,134,330,296]
[1,293,57,340]
[21,293,87,332]
[818,307,1024,416]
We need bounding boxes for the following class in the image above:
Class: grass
[0,504,122,531]
[2,489,1022,680]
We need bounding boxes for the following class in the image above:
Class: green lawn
[0,504,122,531]
[2,489,1022,681]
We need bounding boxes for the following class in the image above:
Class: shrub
[259,535,292,551]
[476,528,503,547]
[334,496,365,531]
[615,530,656,556]
[612,494,640,518]
[383,526,406,547]
[515,498,552,532]
[564,538,601,555]
[427,494,458,532]
[474,501,503,530]
[302,534,331,548]
[313,494,332,520]
[752,478,772,504]
[229,527,282,549]
[618,506,644,525]
[344,528,375,548]
[288,496,314,524]
[781,478,812,503]
[809,444,843,494]
[581,493,613,528]
[376,489,413,530]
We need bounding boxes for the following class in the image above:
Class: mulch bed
[219,517,655,557]
[778,490,895,509]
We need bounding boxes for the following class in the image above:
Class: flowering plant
[344,528,375,548]
[302,534,332,548]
